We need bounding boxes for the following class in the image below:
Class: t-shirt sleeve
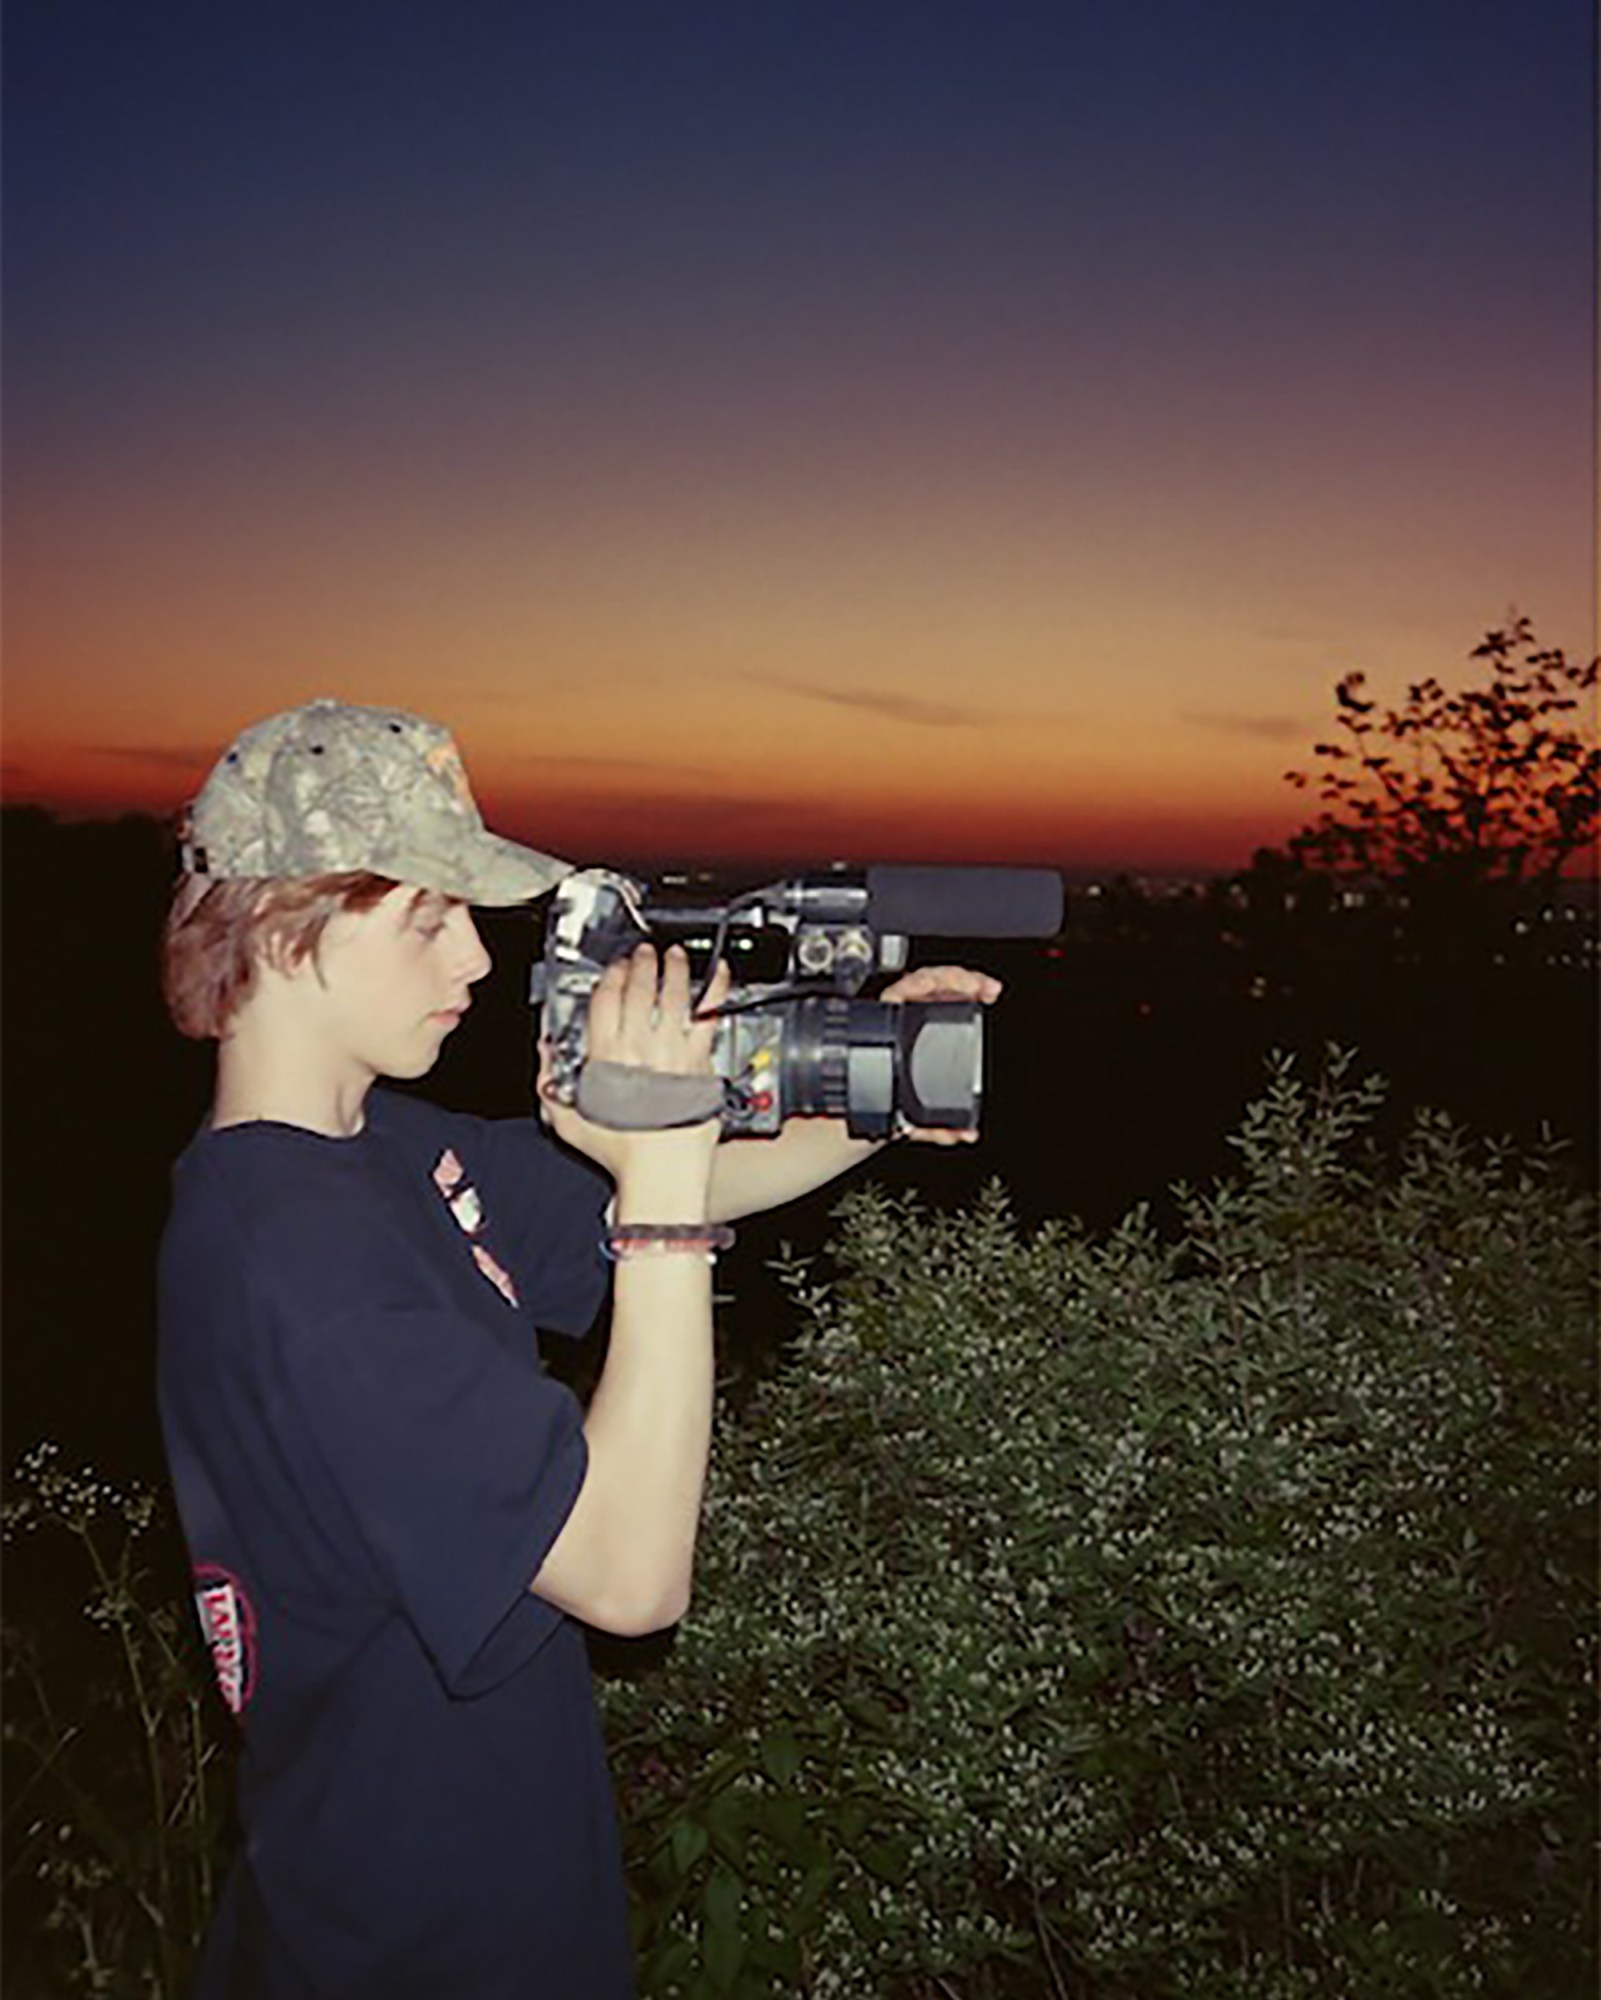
[272,1287,588,1697]
[453,1114,612,1338]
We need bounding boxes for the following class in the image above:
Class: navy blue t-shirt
[158,1088,633,1999]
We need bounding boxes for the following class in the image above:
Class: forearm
[531,1149,716,1636]
[707,1117,885,1222]
[565,1257,714,1632]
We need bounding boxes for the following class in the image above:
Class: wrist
[613,1147,716,1224]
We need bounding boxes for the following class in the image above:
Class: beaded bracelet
[603,1222,736,1264]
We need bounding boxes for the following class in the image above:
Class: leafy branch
[1283,617,1598,893]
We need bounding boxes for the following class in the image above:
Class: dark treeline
[3,805,1595,1491]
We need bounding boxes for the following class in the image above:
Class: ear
[257,933,292,977]
[256,907,321,985]
[251,932,299,987]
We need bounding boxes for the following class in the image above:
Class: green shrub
[604,1054,1598,1998]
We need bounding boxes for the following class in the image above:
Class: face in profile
[288,887,493,1082]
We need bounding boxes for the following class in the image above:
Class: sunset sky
[4,0,1593,872]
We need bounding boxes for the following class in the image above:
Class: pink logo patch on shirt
[430,1148,520,1308]
[194,1564,257,1716]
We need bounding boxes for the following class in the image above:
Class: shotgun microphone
[862,866,1063,939]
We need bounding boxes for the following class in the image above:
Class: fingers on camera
[658,943,692,1014]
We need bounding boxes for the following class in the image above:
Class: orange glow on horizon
[0,740,1317,877]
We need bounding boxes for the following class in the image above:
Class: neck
[211,1017,373,1138]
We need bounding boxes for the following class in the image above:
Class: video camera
[531,865,1064,1140]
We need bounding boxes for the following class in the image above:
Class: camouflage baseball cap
[179,698,573,905]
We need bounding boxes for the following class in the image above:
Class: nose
[451,907,492,986]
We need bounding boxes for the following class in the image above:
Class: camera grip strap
[576,1059,725,1130]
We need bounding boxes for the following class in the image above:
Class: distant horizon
[0,787,1308,885]
[0,722,1322,877]
[6,795,1596,895]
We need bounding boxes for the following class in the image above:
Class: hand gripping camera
[531,865,1064,1140]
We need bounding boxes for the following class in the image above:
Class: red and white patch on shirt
[431,1148,520,1307]
[194,1564,257,1716]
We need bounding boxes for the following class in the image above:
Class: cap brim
[378,832,575,907]
[462,832,576,907]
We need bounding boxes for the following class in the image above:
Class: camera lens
[779,997,983,1139]
[899,1002,984,1131]
[783,997,851,1120]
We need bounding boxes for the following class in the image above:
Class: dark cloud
[1180,712,1306,744]
[750,674,997,729]
[1249,623,1344,650]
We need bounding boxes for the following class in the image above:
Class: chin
[382,1045,442,1081]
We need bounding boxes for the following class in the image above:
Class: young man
[158,697,998,1998]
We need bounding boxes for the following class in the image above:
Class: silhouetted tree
[1281,617,1598,895]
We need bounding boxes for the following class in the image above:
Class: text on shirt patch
[194,1564,257,1716]
[430,1148,521,1307]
